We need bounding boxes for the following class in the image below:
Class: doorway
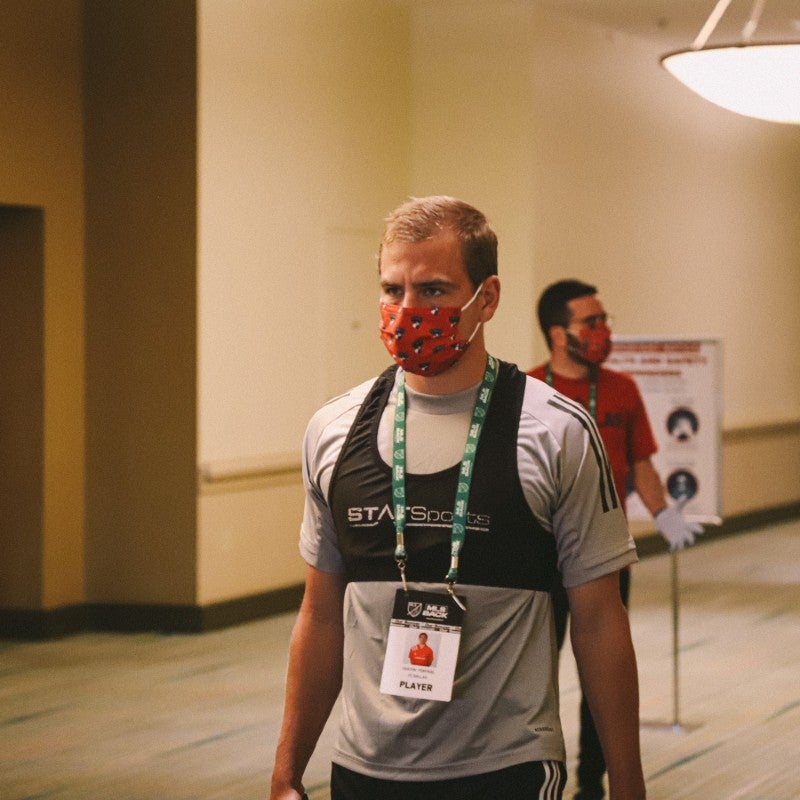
[0,205,45,608]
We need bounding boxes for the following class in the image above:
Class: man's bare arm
[631,458,667,517]
[270,565,346,800]
[568,572,646,800]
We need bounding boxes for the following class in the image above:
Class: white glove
[654,499,704,550]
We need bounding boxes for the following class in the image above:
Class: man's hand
[269,782,307,800]
[654,499,703,550]
[268,782,305,800]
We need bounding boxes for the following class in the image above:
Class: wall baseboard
[0,584,304,641]
[3,501,798,641]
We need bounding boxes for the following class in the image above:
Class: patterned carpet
[2,520,799,800]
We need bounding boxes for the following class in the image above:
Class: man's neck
[549,350,591,381]
[404,343,488,395]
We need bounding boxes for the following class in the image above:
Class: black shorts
[330,760,566,800]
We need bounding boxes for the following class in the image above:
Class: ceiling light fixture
[661,0,800,124]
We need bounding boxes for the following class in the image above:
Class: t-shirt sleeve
[518,378,637,588]
[298,472,344,574]
[297,384,374,574]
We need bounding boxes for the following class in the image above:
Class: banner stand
[640,552,702,733]
[606,338,720,734]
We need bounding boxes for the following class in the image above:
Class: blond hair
[380,195,497,287]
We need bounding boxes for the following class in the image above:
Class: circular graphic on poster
[666,469,698,500]
[666,407,699,442]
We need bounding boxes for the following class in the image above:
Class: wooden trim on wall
[722,417,800,443]
[633,500,800,558]
[195,417,800,487]
[198,453,301,487]
[0,585,305,641]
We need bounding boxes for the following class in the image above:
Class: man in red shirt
[408,632,435,666]
[529,279,702,800]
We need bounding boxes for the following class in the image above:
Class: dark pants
[331,760,566,800]
[552,568,631,795]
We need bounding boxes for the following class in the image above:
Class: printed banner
[606,337,723,524]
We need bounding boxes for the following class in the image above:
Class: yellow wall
[198,470,306,603]
[723,422,800,516]
[83,0,199,605]
[525,8,800,429]
[0,1,85,610]
[1,1,798,620]
[196,1,800,603]
[196,0,413,602]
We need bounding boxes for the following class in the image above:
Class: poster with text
[606,337,723,524]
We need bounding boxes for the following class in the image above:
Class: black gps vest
[328,361,558,592]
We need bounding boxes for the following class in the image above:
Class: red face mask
[379,284,483,376]
[566,325,612,365]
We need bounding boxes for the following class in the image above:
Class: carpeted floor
[2,520,799,800]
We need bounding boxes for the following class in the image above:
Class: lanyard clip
[397,558,408,593]
[447,581,467,611]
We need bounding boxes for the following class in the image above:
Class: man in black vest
[270,196,646,800]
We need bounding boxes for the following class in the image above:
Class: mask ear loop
[460,281,485,346]
[461,281,485,311]
[464,320,482,346]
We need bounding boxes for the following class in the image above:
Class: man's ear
[479,275,501,322]
[549,324,567,349]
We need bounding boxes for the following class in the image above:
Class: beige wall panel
[196,0,412,601]
[194,1,800,601]
[198,475,305,604]
[197,0,411,466]
[722,424,800,516]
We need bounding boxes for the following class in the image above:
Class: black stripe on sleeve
[547,396,620,513]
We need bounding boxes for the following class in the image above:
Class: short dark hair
[537,279,597,349]
[380,195,498,288]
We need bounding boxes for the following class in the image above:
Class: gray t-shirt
[299,367,636,780]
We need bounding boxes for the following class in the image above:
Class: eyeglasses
[569,313,612,331]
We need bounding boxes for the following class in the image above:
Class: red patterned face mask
[379,284,483,376]
[567,325,612,365]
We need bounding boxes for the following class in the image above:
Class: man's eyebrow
[379,278,457,290]
[413,279,457,291]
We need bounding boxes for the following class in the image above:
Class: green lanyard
[392,355,499,604]
[545,362,596,420]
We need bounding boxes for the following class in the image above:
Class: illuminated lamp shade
[662,43,800,124]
